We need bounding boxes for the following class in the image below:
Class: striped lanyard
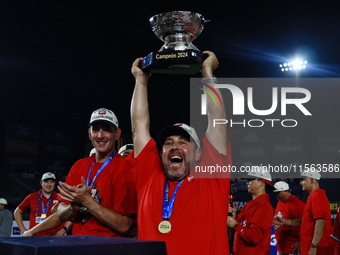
[36,191,53,216]
[162,178,184,220]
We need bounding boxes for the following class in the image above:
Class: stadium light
[279,60,307,72]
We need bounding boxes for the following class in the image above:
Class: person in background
[298,169,334,255]
[274,169,334,255]
[228,168,275,255]
[272,181,305,255]
[14,172,64,236]
[22,200,73,236]
[331,207,340,255]
[118,144,134,158]
[0,198,13,237]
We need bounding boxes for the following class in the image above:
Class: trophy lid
[149,11,209,42]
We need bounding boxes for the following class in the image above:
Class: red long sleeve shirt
[233,193,274,255]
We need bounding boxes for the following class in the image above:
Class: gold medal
[41,214,46,219]
[158,220,171,234]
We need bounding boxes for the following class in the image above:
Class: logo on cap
[89,108,119,128]
[41,172,56,181]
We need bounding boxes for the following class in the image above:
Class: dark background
[1,1,340,211]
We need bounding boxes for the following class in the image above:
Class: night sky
[1,1,340,176]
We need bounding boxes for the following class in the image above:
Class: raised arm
[130,58,152,157]
[201,51,227,155]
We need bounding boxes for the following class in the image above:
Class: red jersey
[300,189,333,255]
[132,136,231,255]
[274,195,305,254]
[63,153,137,236]
[331,208,340,254]
[233,193,274,255]
[18,189,62,236]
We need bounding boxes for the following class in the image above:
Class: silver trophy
[140,11,209,75]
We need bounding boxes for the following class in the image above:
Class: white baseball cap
[89,108,119,128]
[301,168,321,180]
[41,172,56,181]
[247,166,275,188]
[0,198,7,205]
[273,181,290,192]
[118,144,134,155]
[157,123,200,148]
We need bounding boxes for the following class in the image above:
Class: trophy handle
[139,53,153,71]
[202,18,211,24]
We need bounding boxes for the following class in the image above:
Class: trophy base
[140,50,207,75]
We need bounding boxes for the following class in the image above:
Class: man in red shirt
[24,108,138,237]
[272,181,305,255]
[57,108,137,236]
[14,172,64,236]
[227,168,275,255]
[275,169,334,255]
[331,208,340,255]
[299,169,334,255]
[130,51,231,255]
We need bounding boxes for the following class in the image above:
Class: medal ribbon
[162,178,184,220]
[36,191,53,216]
[86,151,115,188]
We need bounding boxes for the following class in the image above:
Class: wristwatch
[310,243,317,248]
[63,226,68,232]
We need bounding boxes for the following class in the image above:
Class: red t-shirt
[233,193,274,255]
[18,189,62,236]
[331,208,340,254]
[131,136,231,255]
[63,153,137,236]
[300,189,333,255]
[274,195,305,254]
